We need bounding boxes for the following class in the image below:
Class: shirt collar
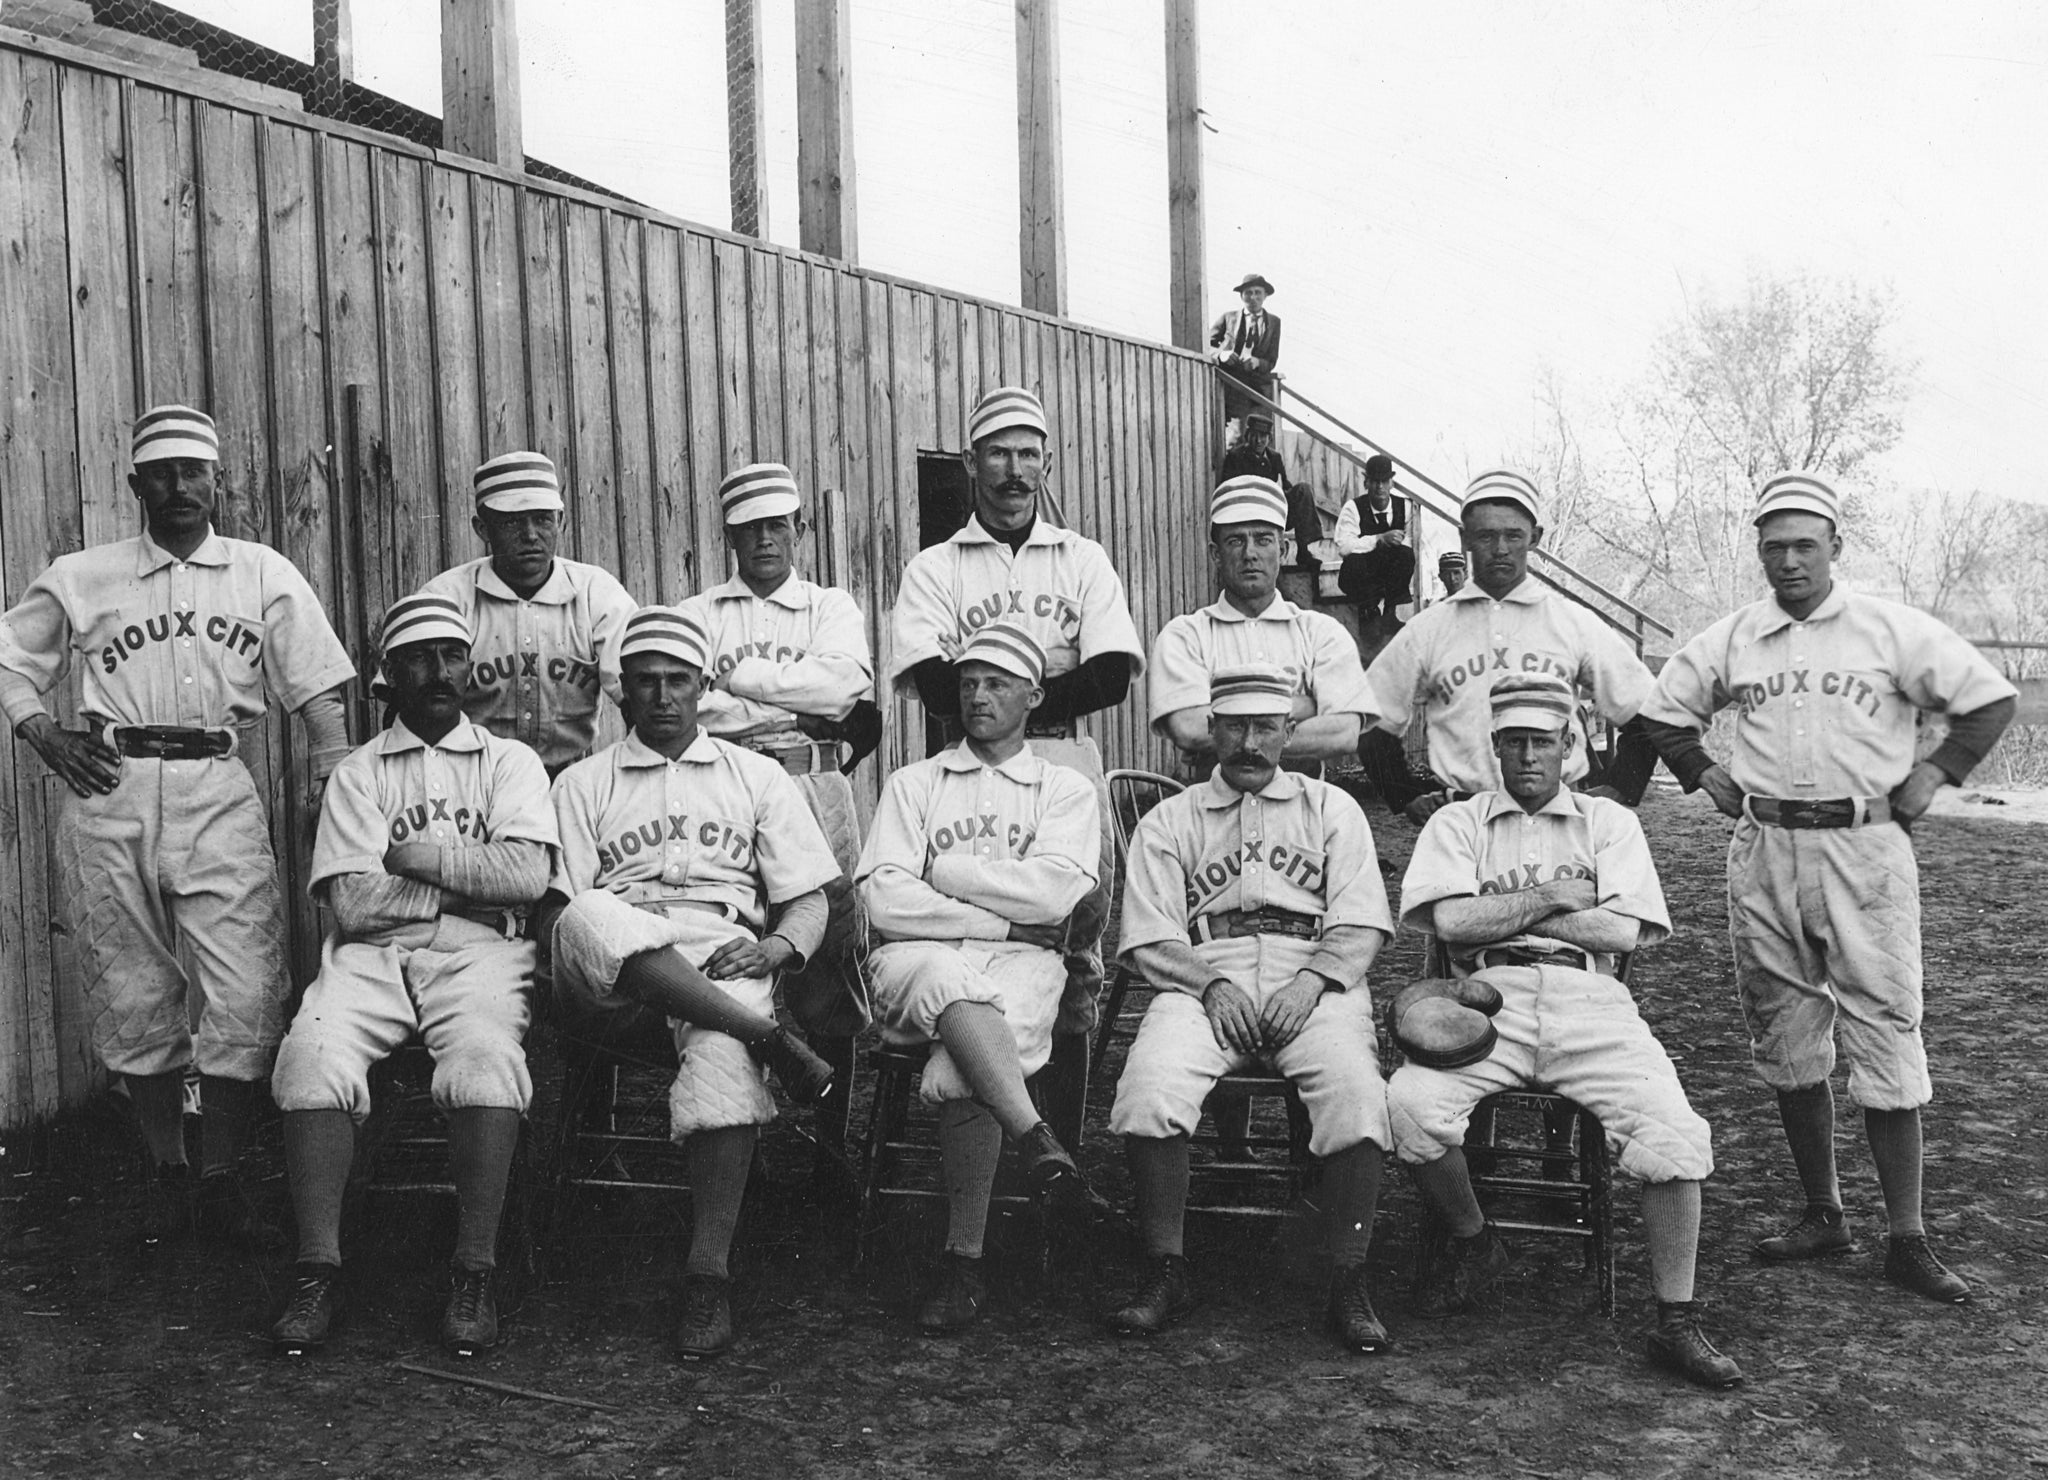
[1480,786,1584,823]
[937,738,1043,782]
[951,514,1070,550]
[1445,575,1543,607]
[136,527,229,575]
[708,571,812,610]
[1753,582,1848,637]
[1204,591,1299,624]
[1200,766,1305,808]
[475,559,575,605]
[618,730,721,768]
[379,715,490,756]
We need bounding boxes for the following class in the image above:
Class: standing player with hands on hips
[1641,472,2016,1304]
[0,406,354,1250]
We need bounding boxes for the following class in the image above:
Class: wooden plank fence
[0,32,1223,1129]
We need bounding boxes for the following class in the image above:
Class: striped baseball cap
[957,621,1046,685]
[1438,550,1468,570]
[719,462,801,526]
[473,450,565,513]
[967,386,1048,445]
[1489,673,1575,732]
[1753,471,1841,527]
[617,605,710,671]
[1209,662,1296,716]
[132,405,219,465]
[1209,475,1289,529]
[1461,468,1542,526]
[380,592,472,654]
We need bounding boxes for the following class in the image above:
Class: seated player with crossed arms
[1106,662,1396,1351]
[1388,673,1744,1389]
[539,605,842,1361]
[270,592,558,1358]
[856,621,1101,1333]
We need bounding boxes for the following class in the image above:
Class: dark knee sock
[446,1107,522,1270]
[685,1126,758,1277]
[1865,1107,1925,1237]
[1323,1141,1384,1267]
[283,1110,355,1267]
[1775,1083,1841,1210]
[1127,1135,1191,1258]
[126,1071,189,1166]
[199,1075,261,1176]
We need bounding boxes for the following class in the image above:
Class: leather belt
[1476,944,1595,973]
[638,895,753,931]
[448,905,522,940]
[1192,907,1321,943]
[1746,795,1891,830]
[751,738,839,776]
[109,725,235,760]
[1024,721,1076,740]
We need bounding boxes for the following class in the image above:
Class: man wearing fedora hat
[1209,274,1283,433]
[417,450,637,777]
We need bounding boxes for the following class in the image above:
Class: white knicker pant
[869,938,1066,1105]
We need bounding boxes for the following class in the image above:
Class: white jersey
[677,573,873,743]
[417,557,636,772]
[856,741,1100,941]
[887,515,1144,687]
[1364,577,1652,792]
[1147,592,1371,732]
[310,716,557,893]
[550,731,841,933]
[0,528,354,730]
[1400,789,1670,970]
[1117,768,1392,987]
[1640,585,2017,798]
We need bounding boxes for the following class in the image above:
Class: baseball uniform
[1389,790,1711,1185]
[417,556,635,775]
[0,527,355,1080]
[856,741,1101,1104]
[549,731,842,1138]
[1640,584,2018,1110]
[1148,592,1372,740]
[271,716,557,1120]
[1363,579,1653,795]
[1107,767,1393,1158]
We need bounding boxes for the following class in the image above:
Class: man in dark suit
[1209,274,1282,433]
[1335,454,1417,621]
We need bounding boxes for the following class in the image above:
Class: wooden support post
[1014,0,1066,317]
[312,0,353,120]
[796,0,857,262]
[726,0,770,238]
[440,0,523,168]
[1164,0,1206,352]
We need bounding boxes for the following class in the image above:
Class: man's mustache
[999,478,1032,492]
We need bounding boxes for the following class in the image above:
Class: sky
[183,0,2048,504]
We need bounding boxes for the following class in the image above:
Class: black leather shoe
[1647,1304,1745,1388]
[754,1027,836,1105]
[917,1252,987,1333]
[1754,1206,1853,1262]
[1327,1262,1391,1353]
[140,1160,194,1247]
[1106,1255,1196,1336]
[194,1172,283,1253]
[1015,1121,1090,1228]
[1410,1223,1511,1316]
[272,1263,345,1354]
[441,1264,499,1356]
[674,1273,736,1359]
[1884,1235,1969,1304]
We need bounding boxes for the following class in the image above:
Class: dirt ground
[4,785,2045,1479]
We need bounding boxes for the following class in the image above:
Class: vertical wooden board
[862,276,914,770]
[471,175,528,453]
[998,309,1024,388]
[746,247,785,459]
[776,255,816,559]
[976,303,1004,403]
[894,287,936,452]
[126,83,206,406]
[427,165,484,555]
[802,260,841,583]
[374,151,441,592]
[605,213,657,604]
[260,118,336,986]
[317,139,387,686]
[560,203,619,579]
[929,294,959,456]
[521,191,572,558]
[641,225,689,604]
[712,239,753,469]
[829,267,871,611]
[679,231,724,594]
[58,68,137,552]
[197,105,272,544]
[0,49,74,1126]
